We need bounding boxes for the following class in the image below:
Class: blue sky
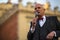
[0,0,60,11]
[0,0,18,4]
[22,0,60,11]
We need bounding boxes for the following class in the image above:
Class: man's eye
[35,7,41,10]
[38,7,41,9]
[35,8,37,10]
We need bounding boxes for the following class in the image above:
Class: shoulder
[46,16,58,21]
[46,16,57,19]
[47,16,57,18]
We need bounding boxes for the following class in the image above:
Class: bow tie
[38,17,43,20]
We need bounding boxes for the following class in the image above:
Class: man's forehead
[35,4,43,7]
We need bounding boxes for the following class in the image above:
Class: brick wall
[0,13,18,40]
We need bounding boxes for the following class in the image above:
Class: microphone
[35,12,39,17]
[30,12,39,28]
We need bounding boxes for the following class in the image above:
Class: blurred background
[0,0,60,40]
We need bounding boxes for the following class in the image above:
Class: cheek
[39,9,42,12]
[39,10,43,13]
[41,10,44,13]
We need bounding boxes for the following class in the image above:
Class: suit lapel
[42,17,48,28]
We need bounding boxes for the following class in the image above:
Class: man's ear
[44,9,45,11]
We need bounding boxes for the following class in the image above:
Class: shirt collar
[42,15,46,19]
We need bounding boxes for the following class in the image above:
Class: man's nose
[36,8,39,11]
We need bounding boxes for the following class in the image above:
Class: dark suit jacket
[27,16,60,40]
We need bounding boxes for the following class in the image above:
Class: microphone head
[35,12,39,17]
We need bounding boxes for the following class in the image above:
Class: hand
[46,31,55,40]
[31,17,38,29]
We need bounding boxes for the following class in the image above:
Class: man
[27,3,60,40]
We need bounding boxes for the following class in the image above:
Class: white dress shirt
[39,15,46,27]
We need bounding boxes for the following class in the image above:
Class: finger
[46,36,53,40]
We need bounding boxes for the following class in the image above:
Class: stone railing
[0,5,18,25]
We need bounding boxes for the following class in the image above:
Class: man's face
[34,4,45,16]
